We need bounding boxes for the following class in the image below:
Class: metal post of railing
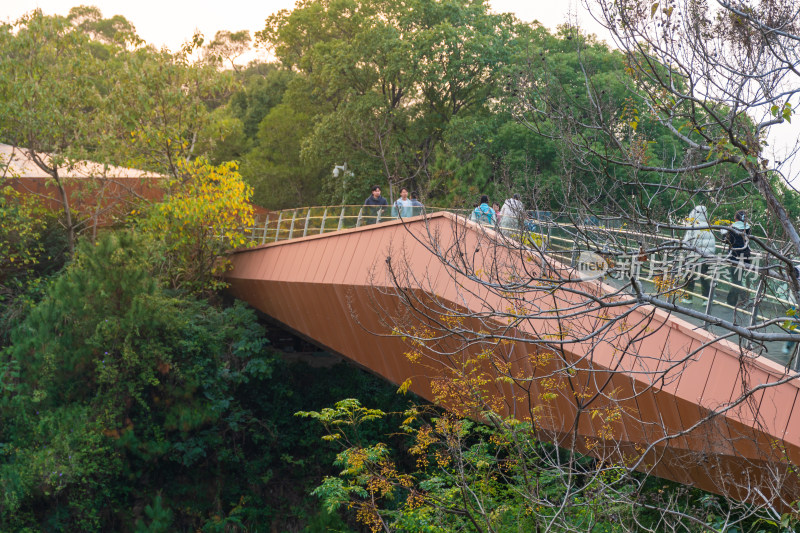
[376,207,383,224]
[288,210,298,239]
[748,275,767,328]
[570,238,578,267]
[261,215,270,244]
[356,207,364,227]
[274,212,283,241]
[250,219,258,242]
[303,208,312,237]
[744,275,767,351]
[702,260,721,325]
[338,206,346,231]
[320,207,328,234]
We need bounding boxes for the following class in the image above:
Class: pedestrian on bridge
[680,205,716,304]
[392,187,413,218]
[722,210,752,307]
[410,191,424,216]
[364,185,388,224]
[499,193,526,234]
[470,195,496,225]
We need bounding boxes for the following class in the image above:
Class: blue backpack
[473,204,495,224]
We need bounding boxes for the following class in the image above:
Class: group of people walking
[360,187,796,355]
[363,185,526,229]
[680,206,800,356]
[363,185,424,222]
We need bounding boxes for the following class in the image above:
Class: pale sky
[1,0,605,55]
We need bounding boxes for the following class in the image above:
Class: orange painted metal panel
[8,176,165,227]
[224,212,800,507]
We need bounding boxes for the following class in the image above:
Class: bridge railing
[238,205,800,370]
[245,205,464,244]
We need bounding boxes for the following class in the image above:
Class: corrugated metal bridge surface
[224,211,800,506]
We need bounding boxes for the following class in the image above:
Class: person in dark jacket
[364,185,388,224]
[722,210,751,306]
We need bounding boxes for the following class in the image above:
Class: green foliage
[0,228,418,530]
[242,102,328,209]
[258,0,519,202]
[0,231,273,530]
[139,158,255,292]
[0,11,116,160]
[134,494,173,533]
[204,29,252,71]
[229,63,297,140]
[195,109,249,166]
[0,179,44,291]
[117,45,233,177]
[302,400,783,533]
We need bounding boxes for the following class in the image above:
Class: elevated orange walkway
[224,211,800,507]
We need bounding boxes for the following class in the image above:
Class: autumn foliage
[141,157,255,291]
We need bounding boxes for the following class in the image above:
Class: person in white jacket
[499,194,525,233]
[681,205,716,303]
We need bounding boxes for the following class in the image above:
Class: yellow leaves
[404,349,422,363]
[440,312,464,330]
[405,490,426,510]
[397,378,412,395]
[138,157,256,289]
[528,350,554,368]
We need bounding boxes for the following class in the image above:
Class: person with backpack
[470,195,496,225]
[721,210,752,306]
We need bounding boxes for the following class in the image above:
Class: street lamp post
[333,163,348,204]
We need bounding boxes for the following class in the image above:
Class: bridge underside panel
[225,213,800,506]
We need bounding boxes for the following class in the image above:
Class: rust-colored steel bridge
[224,210,800,508]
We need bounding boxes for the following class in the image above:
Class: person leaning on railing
[364,185,388,224]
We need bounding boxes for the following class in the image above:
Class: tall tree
[259,0,518,202]
[0,10,131,253]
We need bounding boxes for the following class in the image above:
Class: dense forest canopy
[3,0,800,531]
